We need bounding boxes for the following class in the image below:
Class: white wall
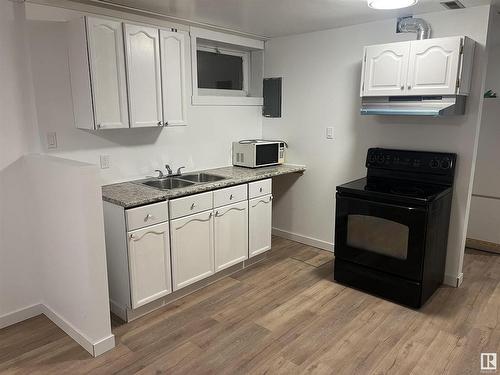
[0,0,40,320]
[28,155,114,355]
[263,6,490,284]
[26,6,263,185]
[467,8,500,244]
[0,2,114,357]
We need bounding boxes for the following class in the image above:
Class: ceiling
[87,0,491,37]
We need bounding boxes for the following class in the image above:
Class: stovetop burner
[389,186,425,197]
[338,177,451,203]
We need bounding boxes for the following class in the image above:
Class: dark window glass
[197,50,243,90]
[256,144,278,165]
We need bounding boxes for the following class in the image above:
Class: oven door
[335,193,427,281]
[255,143,279,166]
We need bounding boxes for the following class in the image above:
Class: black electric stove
[334,148,456,308]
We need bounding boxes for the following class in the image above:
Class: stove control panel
[366,148,457,176]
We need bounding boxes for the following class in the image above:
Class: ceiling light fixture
[368,0,418,10]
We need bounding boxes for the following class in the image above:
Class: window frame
[196,45,250,97]
[190,27,264,106]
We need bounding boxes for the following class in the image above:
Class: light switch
[326,127,334,140]
[100,155,111,169]
[47,132,57,149]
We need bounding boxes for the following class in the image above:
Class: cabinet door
[362,42,410,97]
[127,222,171,309]
[159,30,187,126]
[407,37,462,96]
[86,17,129,129]
[249,194,272,258]
[171,210,214,290]
[214,201,248,272]
[124,24,163,128]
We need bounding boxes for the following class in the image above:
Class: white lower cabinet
[214,200,249,272]
[170,210,214,291]
[249,194,273,257]
[127,222,171,309]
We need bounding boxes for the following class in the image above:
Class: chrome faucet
[163,164,186,177]
[165,164,173,176]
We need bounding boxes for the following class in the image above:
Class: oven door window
[347,215,409,260]
[256,144,278,165]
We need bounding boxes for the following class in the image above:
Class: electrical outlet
[326,127,334,140]
[100,155,111,169]
[47,132,57,149]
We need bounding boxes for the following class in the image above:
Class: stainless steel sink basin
[142,178,195,190]
[179,173,227,183]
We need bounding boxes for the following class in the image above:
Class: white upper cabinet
[127,222,171,309]
[68,17,129,129]
[86,18,129,129]
[361,36,474,97]
[124,24,163,128]
[406,37,462,96]
[362,42,410,97]
[160,30,187,126]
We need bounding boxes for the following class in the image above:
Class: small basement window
[190,27,264,106]
[197,46,248,96]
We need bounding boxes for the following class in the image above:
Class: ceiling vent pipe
[398,17,432,40]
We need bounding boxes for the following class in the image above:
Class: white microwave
[232,140,286,168]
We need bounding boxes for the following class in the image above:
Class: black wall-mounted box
[263,77,282,118]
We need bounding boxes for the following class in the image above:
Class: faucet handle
[176,166,186,175]
[154,169,164,179]
[165,164,173,175]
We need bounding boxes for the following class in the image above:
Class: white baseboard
[0,304,115,357]
[272,227,334,252]
[0,304,43,329]
[444,272,463,287]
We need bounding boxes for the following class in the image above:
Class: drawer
[248,179,272,199]
[170,191,213,219]
[213,184,248,207]
[126,201,168,231]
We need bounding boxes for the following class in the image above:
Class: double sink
[138,173,227,191]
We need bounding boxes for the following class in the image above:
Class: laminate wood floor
[1,237,500,374]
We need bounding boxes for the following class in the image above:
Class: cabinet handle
[96,124,101,129]
[215,210,219,217]
[251,196,273,208]
[157,121,163,126]
[259,187,263,192]
[209,212,213,218]
[229,194,233,200]
[407,85,411,90]
[400,86,404,90]
[129,233,136,240]
[164,121,169,126]
[145,214,154,221]
[190,203,196,210]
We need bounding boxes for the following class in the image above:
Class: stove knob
[368,154,376,163]
[429,159,439,169]
[377,155,385,163]
[440,159,451,169]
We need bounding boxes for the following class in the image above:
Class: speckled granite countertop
[102,164,306,208]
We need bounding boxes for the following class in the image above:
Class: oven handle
[337,194,426,213]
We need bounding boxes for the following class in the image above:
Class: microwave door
[256,143,279,166]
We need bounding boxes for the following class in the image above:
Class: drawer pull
[145,214,154,221]
[229,194,233,200]
[190,203,196,210]
[259,187,263,192]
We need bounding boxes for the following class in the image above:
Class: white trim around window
[190,27,264,106]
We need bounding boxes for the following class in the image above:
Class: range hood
[360,96,467,117]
